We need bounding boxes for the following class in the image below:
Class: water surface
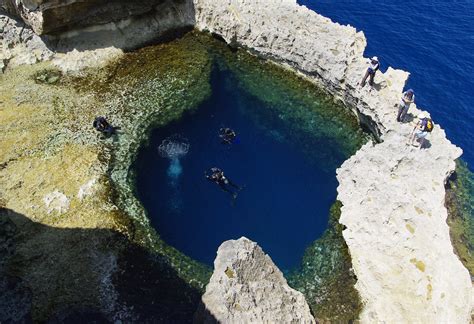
[299,0,474,167]
[133,56,364,270]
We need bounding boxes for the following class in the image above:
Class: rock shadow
[0,207,210,323]
[371,81,383,92]
[420,138,432,149]
[403,113,416,123]
[1,0,196,54]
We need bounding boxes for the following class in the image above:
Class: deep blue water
[299,0,474,168]
[134,66,344,271]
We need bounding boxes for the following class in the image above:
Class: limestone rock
[194,0,472,322]
[43,190,69,214]
[4,0,188,35]
[195,237,315,323]
[0,14,54,69]
[1,0,195,72]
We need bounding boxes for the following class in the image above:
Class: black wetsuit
[219,128,236,145]
[93,117,115,137]
[206,167,240,196]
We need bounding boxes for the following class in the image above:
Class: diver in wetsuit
[93,116,118,138]
[219,127,237,145]
[205,167,241,199]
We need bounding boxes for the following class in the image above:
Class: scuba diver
[205,167,241,199]
[93,116,119,138]
[219,127,237,145]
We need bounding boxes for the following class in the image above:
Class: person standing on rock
[359,56,380,88]
[397,89,415,122]
[409,112,433,148]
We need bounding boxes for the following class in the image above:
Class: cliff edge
[194,0,472,322]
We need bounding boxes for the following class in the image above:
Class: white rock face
[196,237,315,323]
[43,190,70,214]
[77,178,97,201]
[194,0,472,322]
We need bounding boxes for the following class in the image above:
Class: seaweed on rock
[446,160,474,276]
[288,201,363,322]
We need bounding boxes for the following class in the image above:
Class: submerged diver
[205,167,241,199]
[93,116,119,138]
[219,127,237,145]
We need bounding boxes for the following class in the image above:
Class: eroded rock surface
[3,0,193,35]
[195,237,315,323]
[1,0,195,73]
[194,0,472,322]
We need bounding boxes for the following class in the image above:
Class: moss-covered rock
[288,202,363,322]
[446,160,474,276]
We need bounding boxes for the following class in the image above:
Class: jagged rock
[0,14,54,68]
[194,0,472,322]
[195,237,315,323]
[1,0,196,72]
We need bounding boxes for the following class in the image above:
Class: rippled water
[300,0,474,167]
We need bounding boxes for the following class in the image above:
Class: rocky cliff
[1,0,472,322]
[2,0,194,35]
[1,0,195,72]
[195,237,315,323]
[194,0,472,322]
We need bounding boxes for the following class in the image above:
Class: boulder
[195,237,315,323]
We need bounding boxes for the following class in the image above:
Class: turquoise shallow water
[299,0,474,168]
[133,60,360,270]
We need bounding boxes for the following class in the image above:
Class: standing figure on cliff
[205,167,241,199]
[359,56,380,88]
[396,89,415,122]
[408,112,433,148]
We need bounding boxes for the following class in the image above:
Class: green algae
[1,30,371,321]
[196,33,369,171]
[194,33,366,321]
[90,32,368,320]
[78,33,216,289]
[0,34,214,321]
[446,160,474,276]
[288,201,363,322]
[33,68,62,85]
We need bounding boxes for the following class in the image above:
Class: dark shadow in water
[133,63,347,271]
[0,208,209,323]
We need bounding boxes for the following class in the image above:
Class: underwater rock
[195,237,314,323]
[194,0,472,322]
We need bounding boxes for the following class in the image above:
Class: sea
[299,0,474,168]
